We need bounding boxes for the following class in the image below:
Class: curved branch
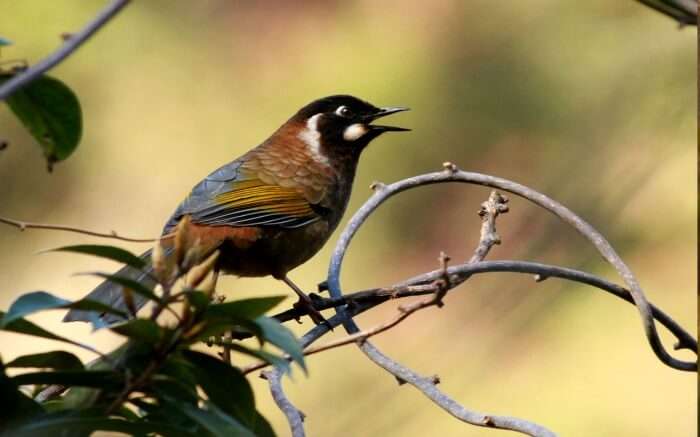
[635,0,697,26]
[239,260,696,375]
[261,369,305,437]
[0,0,130,100]
[327,164,695,371]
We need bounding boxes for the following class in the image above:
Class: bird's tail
[62,249,156,324]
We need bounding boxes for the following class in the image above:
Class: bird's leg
[281,275,328,326]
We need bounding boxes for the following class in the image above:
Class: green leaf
[46,244,147,270]
[185,290,210,312]
[2,410,197,437]
[0,37,11,46]
[0,359,44,429]
[254,317,306,373]
[227,343,290,375]
[109,319,162,343]
[11,370,122,389]
[205,296,286,320]
[0,310,99,353]
[182,351,255,427]
[0,291,127,327]
[80,272,160,304]
[251,412,275,437]
[0,74,82,171]
[179,402,255,437]
[7,351,83,371]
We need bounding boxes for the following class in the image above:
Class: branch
[635,0,697,26]
[236,259,697,378]
[261,370,306,437]
[0,215,157,243]
[327,163,695,371]
[0,0,131,100]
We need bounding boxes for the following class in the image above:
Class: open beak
[364,107,411,132]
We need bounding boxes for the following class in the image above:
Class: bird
[63,95,409,325]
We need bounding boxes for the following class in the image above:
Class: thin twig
[261,370,306,437]
[0,0,131,100]
[0,215,157,242]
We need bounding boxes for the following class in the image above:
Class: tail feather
[63,249,156,324]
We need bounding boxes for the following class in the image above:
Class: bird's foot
[293,293,329,328]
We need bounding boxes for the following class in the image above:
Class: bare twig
[261,370,306,437]
[0,215,157,242]
[0,0,131,100]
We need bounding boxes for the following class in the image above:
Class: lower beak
[366,107,411,132]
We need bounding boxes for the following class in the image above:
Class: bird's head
[289,95,409,161]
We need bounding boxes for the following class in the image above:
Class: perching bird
[63,95,409,325]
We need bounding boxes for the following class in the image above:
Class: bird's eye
[335,105,352,118]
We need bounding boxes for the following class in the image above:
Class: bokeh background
[0,1,696,436]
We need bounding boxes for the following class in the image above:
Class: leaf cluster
[0,242,304,436]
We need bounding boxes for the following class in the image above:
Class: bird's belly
[216,220,332,279]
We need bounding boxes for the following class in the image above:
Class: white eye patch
[343,123,368,141]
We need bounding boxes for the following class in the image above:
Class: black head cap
[292,95,409,153]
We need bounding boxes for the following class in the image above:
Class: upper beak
[364,107,411,132]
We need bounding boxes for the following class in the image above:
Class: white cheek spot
[297,113,329,164]
[343,123,368,141]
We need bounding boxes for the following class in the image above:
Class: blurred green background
[0,1,696,436]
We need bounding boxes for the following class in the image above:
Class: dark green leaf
[182,351,255,426]
[80,272,160,304]
[185,290,210,312]
[254,317,306,373]
[0,74,82,170]
[0,359,44,429]
[12,370,122,389]
[2,410,197,437]
[47,244,146,270]
[0,291,127,327]
[205,296,285,321]
[251,412,275,437]
[7,351,83,371]
[109,319,162,344]
[227,343,290,375]
[179,402,255,437]
[0,310,99,353]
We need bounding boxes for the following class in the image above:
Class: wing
[163,158,324,234]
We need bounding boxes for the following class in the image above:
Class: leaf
[0,359,43,428]
[254,317,306,373]
[184,290,210,312]
[0,74,82,170]
[227,343,290,375]
[0,310,99,353]
[109,319,162,343]
[7,351,83,371]
[80,272,160,304]
[46,244,147,270]
[11,370,122,389]
[2,410,197,437]
[182,351,255,426]
[205,296,286,321]
[0,291,127,327]
[179,402,255,437]
[0,37,11,46]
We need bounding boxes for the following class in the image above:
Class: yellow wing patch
[214,179,315,219]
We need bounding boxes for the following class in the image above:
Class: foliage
[0,236,303,437]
